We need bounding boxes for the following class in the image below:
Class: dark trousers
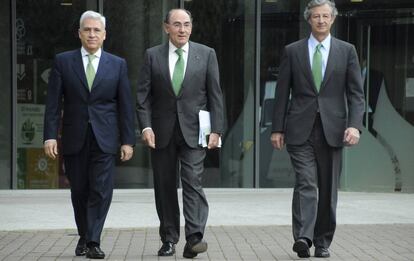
[151,122,208,244]
[64,124,115,245]
[287,114,343,248]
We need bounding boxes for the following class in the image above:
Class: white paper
[198,110,221,148]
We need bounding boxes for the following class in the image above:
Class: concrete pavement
[1,189,413,260]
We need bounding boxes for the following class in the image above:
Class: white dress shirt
[168,41,189,80]
[81,47,101,74]
[308,33,331,78]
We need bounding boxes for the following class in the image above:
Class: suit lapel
[295,39,315,90]
[91,51,109,90]
[157,43,175,96]
[320,37,337,92]
[179,41,198,97]
[71,49,88,90]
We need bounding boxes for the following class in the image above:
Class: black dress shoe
[75,238,88,256]
[183,238,208,258]
[315,247,330,258]
[293,238,310,258]
[86,246,105,259]
[158,242,176,256]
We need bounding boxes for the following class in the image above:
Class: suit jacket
[272,37,365,147]
[44,49,135,155]
[136,41,224,149]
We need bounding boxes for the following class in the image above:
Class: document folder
[198,110,221,148]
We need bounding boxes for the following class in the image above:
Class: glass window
[103,0,176,188]
[0,0,11,189]
[11,0,414,191]
[15,1,97,189]
[184,0,256,187]
[259,0,305,188]
[336,3,414,192]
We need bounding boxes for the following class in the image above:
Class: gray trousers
[287,114,343,248]
[151,122,208,244]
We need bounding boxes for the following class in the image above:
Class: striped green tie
[172,48,184,96]
[312,43,322,92]
[86,54,96,90]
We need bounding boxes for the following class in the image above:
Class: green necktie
[312,43,323,92]
[86,54,96,90]
[172,48,184,96]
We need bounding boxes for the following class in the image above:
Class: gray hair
[79,10,106,29]
[303,0,338,21]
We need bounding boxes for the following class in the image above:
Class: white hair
[79,10,106,29]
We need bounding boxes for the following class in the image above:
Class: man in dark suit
[43,11,135,259]
[136,8,224,259]
[271,0,365,258]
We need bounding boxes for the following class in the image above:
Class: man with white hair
[44,10,135,259]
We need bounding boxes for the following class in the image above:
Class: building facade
[1,0,413,192]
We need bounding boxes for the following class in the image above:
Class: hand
[44,140,58,160]
[207,133,221,149]
[142,129,155,149]
[120,145,134,162]
[343,127,360,146]
[270,132,284,150]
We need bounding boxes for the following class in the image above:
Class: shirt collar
[81,47,102,58]
[169,41,189,54]
[309,33,331,51]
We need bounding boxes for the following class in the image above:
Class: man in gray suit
[271,0,364,258]
[136,8,224,259]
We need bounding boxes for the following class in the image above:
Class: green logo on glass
[21,118,35,144]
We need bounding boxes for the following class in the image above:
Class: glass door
[184,0,257,187]
[102,0,176,188]
[337,6,414,192]
[258,0,307,188]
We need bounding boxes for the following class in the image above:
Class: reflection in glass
[185,0,256,187]
[259,1,303,188]
[336,5,414,192]
[103,0,176,188]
